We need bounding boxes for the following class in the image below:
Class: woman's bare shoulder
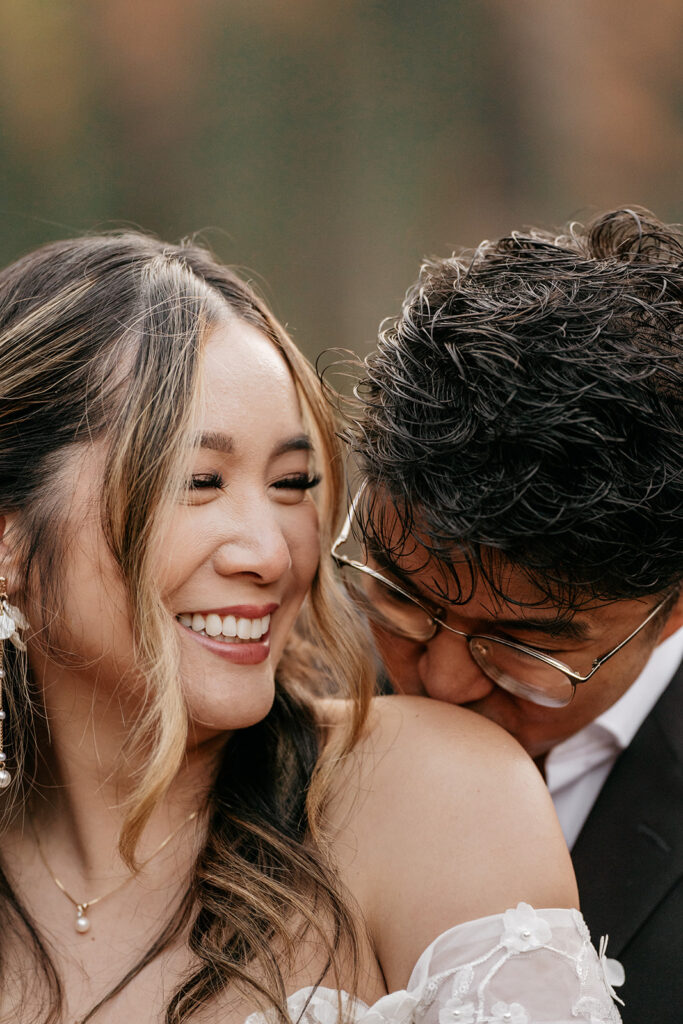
[325,693,537,799]
[326,695,578,991]
[366,692,528,757]
[316,691,515,740]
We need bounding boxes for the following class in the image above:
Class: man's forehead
[370,537,568,612]
[365,499,541,601]
[364,500,616,635]
[368,542,631,646]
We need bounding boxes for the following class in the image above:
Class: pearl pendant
[0,768,11,789]
[75,906,91,933]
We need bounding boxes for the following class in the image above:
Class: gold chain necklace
[30,809,198,935]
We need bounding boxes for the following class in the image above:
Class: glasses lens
[339,564,436,642]
[469,637,575,708]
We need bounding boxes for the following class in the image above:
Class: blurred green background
[0,0,681,360]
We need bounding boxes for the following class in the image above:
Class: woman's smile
[176,603,277,664]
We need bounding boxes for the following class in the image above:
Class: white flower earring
[0,575,29,790]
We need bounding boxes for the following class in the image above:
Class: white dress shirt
[545,626,683,850]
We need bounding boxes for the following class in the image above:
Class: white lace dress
[245,905,624,1024]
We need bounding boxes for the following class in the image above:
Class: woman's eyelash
[272,472,322,491]
[188,472,320,492]
[189,472,224,490]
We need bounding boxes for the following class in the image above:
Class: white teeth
[204,613,222,637]
[222,614,237,638]
[236,618,252,640]
[180,611,272,642]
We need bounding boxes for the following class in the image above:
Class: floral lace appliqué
[438,996,476,1024]
[488,1002,529,1024]
[500,904,552,953]
[242,906,622,1024]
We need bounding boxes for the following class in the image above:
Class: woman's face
[27,319,321,740]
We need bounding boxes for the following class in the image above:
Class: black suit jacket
[571,659,683,1023]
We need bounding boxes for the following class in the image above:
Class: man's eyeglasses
[332,487,672,708]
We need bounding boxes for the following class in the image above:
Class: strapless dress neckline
[243,904,624,1024]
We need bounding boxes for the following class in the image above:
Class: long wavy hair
[0,233,375,1023]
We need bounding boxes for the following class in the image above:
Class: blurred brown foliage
[0,0,680,360]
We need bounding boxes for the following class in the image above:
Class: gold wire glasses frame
[331,486,672,708]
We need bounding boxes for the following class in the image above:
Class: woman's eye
[188,472,224,491]
[271,472,321,497]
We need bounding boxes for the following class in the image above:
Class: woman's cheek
[290,502,321,591]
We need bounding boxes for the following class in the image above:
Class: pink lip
[177,622,272,665]
[181,603,279,618]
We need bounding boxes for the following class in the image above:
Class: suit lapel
[571,660,683,955]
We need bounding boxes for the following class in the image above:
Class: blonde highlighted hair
[0,233,375,1023]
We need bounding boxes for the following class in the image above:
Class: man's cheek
[371,625,424,694]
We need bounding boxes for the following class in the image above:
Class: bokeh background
[0,0,681,361]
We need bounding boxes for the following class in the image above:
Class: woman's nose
[213,503,292,583]
[417,630,496,705]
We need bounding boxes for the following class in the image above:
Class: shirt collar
[544,627,683,795]
[585,625,683,751]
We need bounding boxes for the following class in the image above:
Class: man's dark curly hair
[348,207,683,609]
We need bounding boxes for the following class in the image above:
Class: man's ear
[658,587,683,643]
[0,513,22,596]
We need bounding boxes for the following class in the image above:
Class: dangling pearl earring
[0,685,9,789]
[0,576,29,791]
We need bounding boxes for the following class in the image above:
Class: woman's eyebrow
[194,431,312,457]
[197,430,233,454]
[272,434,313,457]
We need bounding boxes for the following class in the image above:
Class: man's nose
[417,629,496,705]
